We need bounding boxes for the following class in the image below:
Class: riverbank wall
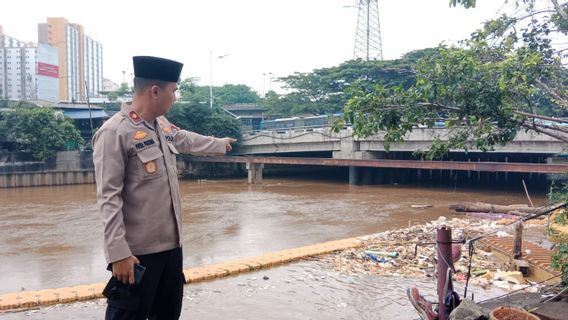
[0,151,250,188]
[0,151,95,188]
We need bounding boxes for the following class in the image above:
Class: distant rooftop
[223,103,267,111]
[51,103,104,110]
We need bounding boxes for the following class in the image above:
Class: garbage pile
[321,217,543,292]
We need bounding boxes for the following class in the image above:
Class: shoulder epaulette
[128,111,144,125]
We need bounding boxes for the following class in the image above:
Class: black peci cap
[132,56,183,82]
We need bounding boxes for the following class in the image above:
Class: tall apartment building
[38,18,103,102]
[0,26,59,102]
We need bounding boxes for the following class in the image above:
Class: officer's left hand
[223,137,237,152]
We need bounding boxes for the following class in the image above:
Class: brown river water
[0,177,546,319]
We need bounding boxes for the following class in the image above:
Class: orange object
[134,131,148,140]
[489,307,540,320]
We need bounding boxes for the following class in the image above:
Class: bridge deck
[188,156,568,174]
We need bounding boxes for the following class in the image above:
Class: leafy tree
[107,91,119,102]
[213,84,260,105]
[449,0,477,8]
[179,78,210,105]
[178,78,260,109]
[273,53,428,116]
[167,102,242,141]
[204,113,243,139]
[337,0,568,159]
[0,108,84,160]
[116,82,132,97]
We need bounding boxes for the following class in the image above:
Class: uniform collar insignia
[129,111,143,124]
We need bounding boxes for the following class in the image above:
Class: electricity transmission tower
[353,0,383,61]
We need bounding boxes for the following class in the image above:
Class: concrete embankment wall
[0,152,252,188]
[0,170,95,188]
[0,151,95,188]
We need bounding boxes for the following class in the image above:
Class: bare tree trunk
[449,202,544,215]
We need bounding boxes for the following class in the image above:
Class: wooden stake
[513,222,524,260]
[522,179,535,207]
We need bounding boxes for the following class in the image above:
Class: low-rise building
[222,103,267,132]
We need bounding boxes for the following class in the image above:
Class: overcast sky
[1,0,514,94]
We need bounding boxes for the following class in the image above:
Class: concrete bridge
[185,128,568,185]
[235,128,565,157]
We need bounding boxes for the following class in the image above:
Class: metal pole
[437,226,453,320]
[84,80,94,136]
[262,73,266,98]
[209,50,213,109]
[366,0,370,61]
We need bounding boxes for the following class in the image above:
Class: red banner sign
[38,62,59,78]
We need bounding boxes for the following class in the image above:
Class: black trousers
[103,247,184,320]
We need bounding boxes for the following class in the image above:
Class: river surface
[0,260,508,320]
[0,177,546,295]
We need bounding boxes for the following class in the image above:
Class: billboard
[37,43,59,102]
[38,62,59,78]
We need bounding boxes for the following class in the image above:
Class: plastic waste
[364,250,399,258]
[364,252,388,263]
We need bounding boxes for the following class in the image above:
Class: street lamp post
[84,80,94,136]
[209,51,213,109]
[262,73,266,98]
[209,51,229,109]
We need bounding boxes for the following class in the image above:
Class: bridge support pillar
[246,163,264,184]
[349,166,361,185]
[362,168,373,185]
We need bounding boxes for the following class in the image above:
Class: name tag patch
[135,139,155,150]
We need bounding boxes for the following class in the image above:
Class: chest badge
[145,161,157,174]
[134,131,148,140]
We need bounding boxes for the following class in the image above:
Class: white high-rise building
[0,26,59,102]
[84,36,103,98]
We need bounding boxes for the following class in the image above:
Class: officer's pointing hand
[223,137,237,152]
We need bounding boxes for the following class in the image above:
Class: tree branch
[521,123,568,143]
[535,79,568,109]
[514,110,568,123]
[551,0,568,21]
[417,102,461,112]
[537,123,568,134]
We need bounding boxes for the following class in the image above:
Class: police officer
[93,56,236,320]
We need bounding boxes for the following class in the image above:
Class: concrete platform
[0,237,363,311]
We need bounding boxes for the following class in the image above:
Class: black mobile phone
[134,264,146,284]
[106,263,146,285]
